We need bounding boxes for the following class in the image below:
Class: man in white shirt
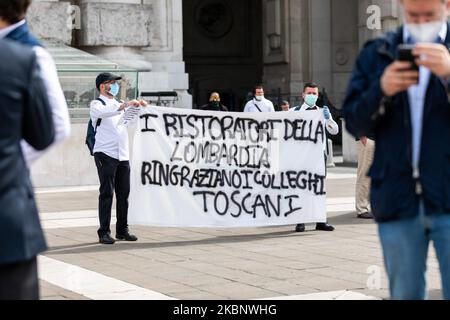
[243,85,275,112]
[291,82,339,233]
[0,0,70,165]
[91,73,143,245]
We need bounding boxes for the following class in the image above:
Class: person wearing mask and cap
[90,73,145,245]
[200,92,228,111]
[243,85,275,112]
[291,82,339,233]
[343,0,450,300]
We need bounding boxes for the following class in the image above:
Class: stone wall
[26,0,403,187]
[342,0,401,164]
[261,0,401,164]
[27,0,191,109]
[28,0,72,44]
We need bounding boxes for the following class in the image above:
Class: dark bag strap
[94,98,106,130]
[253,103,262,112]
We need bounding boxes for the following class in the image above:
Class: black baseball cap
[96,73,122,90]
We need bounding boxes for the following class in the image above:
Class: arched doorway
[183,0,263,111]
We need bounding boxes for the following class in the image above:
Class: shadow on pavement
[45,212,376,255]
[328,212,376,226]
[46,229,317,255]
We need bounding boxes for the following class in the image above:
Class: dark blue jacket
[0,39,54,264]
[5,21,42,47]
[342,23,450,223]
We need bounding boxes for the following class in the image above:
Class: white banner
[129,106,327,228]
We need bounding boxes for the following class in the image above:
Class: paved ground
[35,164,445,300]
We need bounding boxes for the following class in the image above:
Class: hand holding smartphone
[381,45,420,96]
[397,44,420,82]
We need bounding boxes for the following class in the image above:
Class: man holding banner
[90,73,144,245]
[128,101,329,231]
[291,83,339,232]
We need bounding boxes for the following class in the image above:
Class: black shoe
[316,223,335,231]
[357,212,374,219]
[295,224,306,232]
[99,233,116,245]
[116,231,138,241]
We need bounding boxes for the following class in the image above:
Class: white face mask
[405,19,445,43]
[255,95,264,101]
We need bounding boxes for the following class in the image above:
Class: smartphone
[397,44,419,71]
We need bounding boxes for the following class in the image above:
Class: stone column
[310,0,332,93]
[342,0,401,164]
[141,0,192,108]
[262,0,290,94]
[331,0,359,165]
[262,0,311,102]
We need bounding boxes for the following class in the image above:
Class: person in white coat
[243,85,275,112]
[291,82,339,233]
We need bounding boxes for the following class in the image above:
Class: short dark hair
[280,100,289,106]
[253,85,264,95]
[0,0,31,24]
[303,82,319,92]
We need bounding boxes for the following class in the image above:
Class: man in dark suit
[0,38,55,300]
[343,0,450,300]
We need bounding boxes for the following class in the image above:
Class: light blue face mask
[304,94,318,107]
[108,83,120,97]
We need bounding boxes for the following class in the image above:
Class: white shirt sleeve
[90,100,122,121]
[325,114,339,135]
[21,46,71,166]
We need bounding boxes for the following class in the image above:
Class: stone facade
[28,0,72,44]
[26,0,402,186]
[29,0,191,107]
[261,0,401,164]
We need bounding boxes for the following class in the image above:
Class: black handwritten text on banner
[129,107,327,228]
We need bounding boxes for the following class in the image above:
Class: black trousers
[0,257,39,300]
[94,152,130,237]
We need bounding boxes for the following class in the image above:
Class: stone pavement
[35,166,444,300]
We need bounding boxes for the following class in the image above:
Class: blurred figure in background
[317,87,341,119]
[355,135,375,219]
[200,92,228,112]
[0,0,70,166]
[243,85,275,112]
[280,100,290,111]
[0,38,55,300]
[343,0,450,300]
